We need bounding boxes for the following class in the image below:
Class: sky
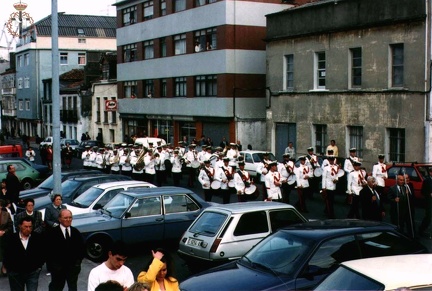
[0,0,117,58]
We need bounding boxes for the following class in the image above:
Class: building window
[123,44,137,62]
[194,28,216,52]
[314,124,327,155]
[24,77,30,88]
[195,75,217,97]
[78,53,86,65]
[285,54,294,91]
[18,100,23,110]
[25,99,30,111]
[174,34,186,55]
[160,0,166,16]
[388,128,405,162]
[161,79,167,97]
[78,38,86,43]
[348,126,363,158]
[24,53,29,66]
[350,47,362,87]
[144,40,154,59]
[124,81,138,98]
[17,55,23,67]
[111,97,117,124]
[391,43,404,87]
[160,37,166,57]
[175,77,187,97]
[144,1,154,20]
[60,52,68,65]
[145,80,154,97]
[104,111,109,123]
[315,51,326,89]
[17,78,23,89]
[122,6,137,26]
[96,97,101,123]
[174,0,186,12]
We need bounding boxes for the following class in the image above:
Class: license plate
[187,238,202,246]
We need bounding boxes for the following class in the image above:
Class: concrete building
[0,56,16,135]
[266,0,430,168]
[114,0,293,147]
[15,13,116,139]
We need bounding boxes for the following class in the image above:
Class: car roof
[65,174,123,182]
[120,186,194,197]
[93,180,155,190]
[61,170,101,177]
[203,201,297,214]
[279,219,397,238]
[240,150,270,154]
[341,254,432,290]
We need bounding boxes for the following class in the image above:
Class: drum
[244,184,257,195]
[228,180,235,188]
[191,161,200,168]
[287,174,296,185]
[314,168,323,177]
[211,180,221,190]
[337,169,345,177]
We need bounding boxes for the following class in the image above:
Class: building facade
[15,13,116,138]
[0,57,17,136]
[266,0,430,168]
[114,0,292,148]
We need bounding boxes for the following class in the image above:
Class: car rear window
[269,209,306,231]
[234,211,269,236]
[189,211,228,237]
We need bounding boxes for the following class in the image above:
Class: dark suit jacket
[44,204,67,227]
[6,172,22,204]
[0,210,13,233]
[388,184,413,221]
[360,186,385,221]
[3,231,45,273]
[45,225,84,272]
[15,210,44,233]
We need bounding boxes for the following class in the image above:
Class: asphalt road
[1,138,431,290]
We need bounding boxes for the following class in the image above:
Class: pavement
[0,137,431,290]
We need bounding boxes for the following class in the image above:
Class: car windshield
[65,139,79,145]
[61,180,82,199]
[36,175,55,190]
[241,231,312,276]
[71,187,104,208]
[255,153,277,162]
[189,211,228,237]
[103,193,134,218]
[315,265,384,291]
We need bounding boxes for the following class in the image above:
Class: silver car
[178,201,307,269]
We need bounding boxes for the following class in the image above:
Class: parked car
[72,186,212,261]
[385,162,432,199]
[19,170,101,200]
[180,219,428,291]
[315,254,432,291]
[2,157,50,179]
[39,136,53,148]
[0,159,43,189]
[134,137,166,148]
[0,144,23,158]
[65,180,156,216]
[239,151,277,179]
[178,202,307,269]
[34,174,132,214]
[75,140,104,158]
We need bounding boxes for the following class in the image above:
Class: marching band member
[170,150,183,186]
[25,146,36,162]
[82,145,92,169]
[305,147,320,199]
[198,160,214,202]
[110,149,121,174]
[226,143,239,162]
[256,152,272,199]
[321,149,334,169]
[265,161,282,202]
[102,147,112,174]
[95,148,105,171]
[233,161,252,202]
[183,144,198,187]
[344,148,359,175]
[144,149,156,184]
[347,161,366,218]
[372,154,387,196]
[321,155,340,218]
[215,157,233,204]
[294,156,313,213]
[119,148,132,177]
[155,146,167,186]
[89,146,98,170]
[131,148,145,181]
[177,141,186,157]
[278,153,293,204]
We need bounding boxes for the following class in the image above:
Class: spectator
[284,142,296,159]
[0,198,13,276]
[15,198,44,233]
[6,164,23,212]
[46,145,53,170]
[26,146,36,162]
[95,280,124,291]
[326,140,339,157]
[128,282,151,291]
[44,194,66,228]
[88,241,134,291]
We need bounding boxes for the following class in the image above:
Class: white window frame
[18,100,23,110]
[174,34,186,55]
[60,52,68,65]
[25,99,30,111]
[17,78,23,89]
[314,51,326,90]
[78,52,86,65]
[284,54,294,91]
[24,77,30,88]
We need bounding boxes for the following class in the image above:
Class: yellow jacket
[137,258,179,291]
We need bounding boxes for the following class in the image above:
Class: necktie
[65,228,70,240]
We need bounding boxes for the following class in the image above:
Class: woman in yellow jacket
[137,248,179,291]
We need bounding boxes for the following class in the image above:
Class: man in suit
[4,216,45,291]
[360,176,385,221]
[45,209,84,291]
[6,164,23,212]
[14,198,44,233]
[388,174,415,237]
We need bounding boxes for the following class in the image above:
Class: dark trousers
[220,189,230,204]
[188,167,196,187]
[281,183,292,204]
[49,265,81,291]
[347,195,361,219]
[8,269,41,291]
[323,190,336,218]
[156,170,166,186]
[419,195,432,233]
[296,187,310,212]
[145,173,155,184]
[132,172,144,181]
[111,170,120,175]
[204,189,213,202]
[122,170,132,177]
[172,172,182,186]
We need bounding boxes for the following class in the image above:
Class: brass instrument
[112,152,120,164]
[133,149,146,171]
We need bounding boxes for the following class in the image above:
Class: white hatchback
[65,180,156,216]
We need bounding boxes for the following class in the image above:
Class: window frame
[350,47,362,88]
[60,52,68,65]
[122,6,137,26]
[195,75,217,97]
[174,0,186,12]
[174,34,187,55]
[78,52,86,65]
[285,54,294,91]
[144,40,154,59]
[314,124,327,155]
[175,77,187,97]
[388,128,405,162]
[348,126,364,158]
[124,81,138,99]
[315,51,326,89]
[390,43,404,88]
[194,28,217,52]
[143,0,154,20]
[123,44,137,62]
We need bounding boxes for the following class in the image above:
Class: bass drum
[337,169,345,177]
[228,180,235,188]
[313,168,323,177]
[287,174,296,185]
[244,184,257,195]
[191,161,200,168]
[211,180,221,190]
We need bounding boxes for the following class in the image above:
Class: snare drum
[211,180,221,190]
[313,168,323,177]
[287,174,296,185]
[191,161,200,168]
[337,169,345,177]
[244,184,257,195]
[228,180,235,188]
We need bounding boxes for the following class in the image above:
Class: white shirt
[265,170,282,200]
[322,164,339,191]
[372,162,388,187]
[347,169,366,195]
[295,164,313,188]
[87,262,134,291]
[19,232,30,249]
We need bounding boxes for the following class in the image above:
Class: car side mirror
[93,203,102,210]
[124,212,131,218]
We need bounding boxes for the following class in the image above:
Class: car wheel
[21,178,33,190]
[86,236,111,262]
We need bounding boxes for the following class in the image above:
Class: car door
[163,193,201,240]
[121,196,164,244]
